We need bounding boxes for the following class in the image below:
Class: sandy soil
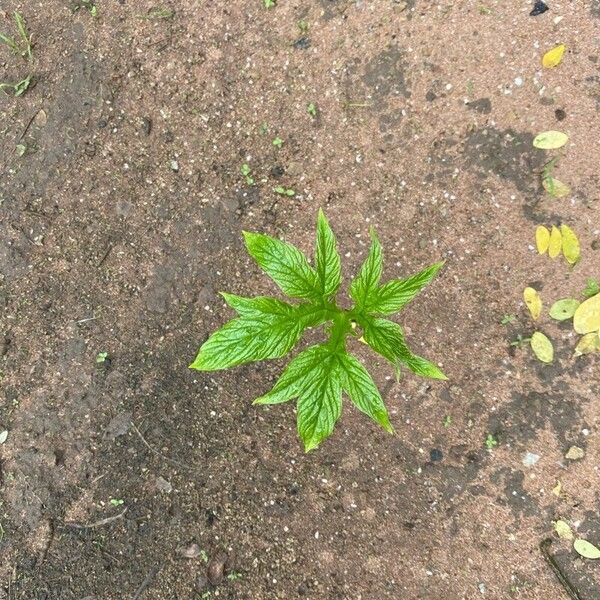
[0,0,599,598]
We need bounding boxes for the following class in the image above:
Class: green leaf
[338,353,393,433]
[574,539,600,560]
[349,228,382,310]
[315,209,342,299]
[583,278,600,298]
[530,331,554,363]
[254,344,343,451]
[359,316,447,380]
[254,344,331,405]
[365,261,444,315]
[533,130,568,150]
[549,298,580,321]
[190,299,324,371]
[243,231,320,301]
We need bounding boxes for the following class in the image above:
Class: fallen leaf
[565,445,584,460]
[573,293,600,334]
[548,225,562,259]
[524,287,542,320]
[554,519,574,540]
[533,130,569,150]
[0,430,8,444]
[574,539,600,560]
[542,176,570,198]
[542,44,566,68]
[560,224,580,266]
[574,332,600,357]
[535,225,550,254]
[552,481,562,497]
[530,331,553,363]
[549,298,580,321]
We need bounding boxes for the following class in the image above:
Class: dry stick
[132,565,161,600]
[539,538,583,600]
[18,108,38,140]
[130,421,194,471]
[66,508,128,530]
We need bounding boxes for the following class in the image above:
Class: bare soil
[1,1,599,599]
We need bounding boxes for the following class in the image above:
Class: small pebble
[522,452,540,467]
[530,1,549,16]
[293,37,310,50]
[554,108,566,121]
[177,543,201,559]
[565,446,585,460]
[170,160,179,172]
[430,448,443,462]
[195,574,209,592]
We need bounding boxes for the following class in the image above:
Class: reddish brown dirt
[1,1,599,599]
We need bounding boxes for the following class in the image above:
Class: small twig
[76,315,98,324]
[132,565,161,600]
[343,101,371,109]
[96,242,113,267]
[66,508,127,530]
[18,108,38,140]
[539,538,583,600]
[131,421,194,471]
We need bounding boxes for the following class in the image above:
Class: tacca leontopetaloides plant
[190,210,447,451]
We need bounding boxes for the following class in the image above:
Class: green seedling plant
[0,75,32,97]
[240,163,254,185]
[190,210,446,451]
[274,185,295,196]
[307,102,317,117]
[583,278,599,299]
[0,12,33,61]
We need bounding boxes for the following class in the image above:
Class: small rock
[530,1,549,16]
[0,430,8,444]
[141,117,152,136]
[554,108,566,121]
[195,574,209,592]
[155,476,172,493]
[177,543,201,559]
[522,452,540,467]
[104,411,132,440]
[170,160,179,172]
[34,109,47,127]
[565,446,585,460]
[207,552,227,585]
[293,37,310,50]
[466,98,492,114]
[430,448,443,462]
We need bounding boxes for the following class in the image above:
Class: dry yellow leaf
[552,481,562,497]
[573,293,600,334]
[560,224,580,266]
[548,225,562,258]
[542,44,566,68]
[530,331,553,363]
[535,226,550,254]
[554,519,574,540]
[523,287,542,320]
[574,332,600,357]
